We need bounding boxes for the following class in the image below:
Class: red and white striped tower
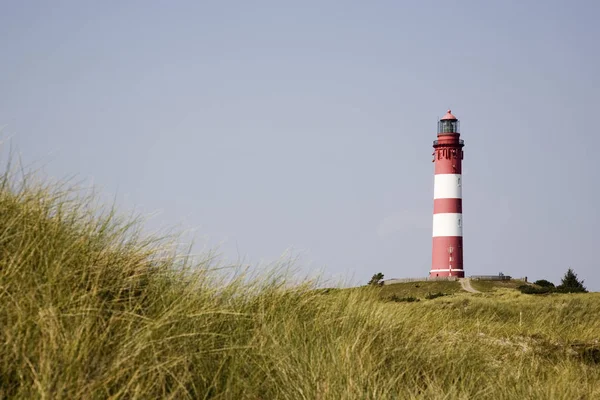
[430,110,465,278]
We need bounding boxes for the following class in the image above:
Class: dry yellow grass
[1,163,599,399]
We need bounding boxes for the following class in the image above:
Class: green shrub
[534,279,555,288]
[425,292,448,300]
[518,285,553,294]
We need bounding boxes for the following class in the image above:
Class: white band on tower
[432,213,463,237]
[433,174,462,199]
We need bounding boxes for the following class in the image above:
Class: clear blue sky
[2,1,599,289]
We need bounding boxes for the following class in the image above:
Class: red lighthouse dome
[440,109,457,120]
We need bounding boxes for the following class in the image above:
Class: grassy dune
[1,169,599,399]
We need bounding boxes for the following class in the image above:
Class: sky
[1,0,599,290]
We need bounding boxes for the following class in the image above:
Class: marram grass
[0,168,599,399]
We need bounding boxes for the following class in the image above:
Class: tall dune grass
[1,165,599,399]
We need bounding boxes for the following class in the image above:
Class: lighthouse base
[428,270,464,278]
[430,236,463,278]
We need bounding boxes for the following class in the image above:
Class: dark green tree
[368,272,384,286]
[556,268,587,293]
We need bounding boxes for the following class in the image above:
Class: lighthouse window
[457,218,462,227]
[457,177,461,186]
[438,120,460,134]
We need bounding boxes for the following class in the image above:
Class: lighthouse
[430,110,465,278]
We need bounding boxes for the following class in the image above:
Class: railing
[433,139,464,146]
[470,275,512,281]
